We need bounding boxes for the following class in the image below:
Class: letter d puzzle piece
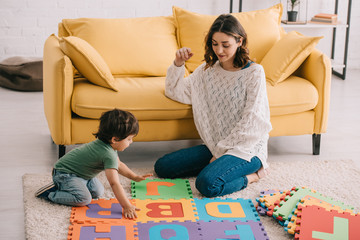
[132,179,193,200]
[194,198,260,222]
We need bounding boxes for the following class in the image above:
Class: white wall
[0,0,359,69]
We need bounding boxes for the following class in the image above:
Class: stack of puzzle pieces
[67,178,269,239]
[256,186,360,239]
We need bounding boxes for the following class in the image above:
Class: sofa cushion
[62,17,178,77]
[267,76,319,116]
[71,77,193,120]
[173,4,283,72]
[261,31,323,86]
[59,36,119,91]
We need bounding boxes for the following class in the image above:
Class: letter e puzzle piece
[131,178,193,200]
[194,198,260,222]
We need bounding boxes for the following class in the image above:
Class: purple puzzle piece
[136,221,201,240]
[198,220,269,240]
[80,226,126,240]
[86,203,123,219]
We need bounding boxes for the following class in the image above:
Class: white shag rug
[23,159,360,240]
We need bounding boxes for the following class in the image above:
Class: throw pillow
[59,36,118,91]
[260,31,323,86]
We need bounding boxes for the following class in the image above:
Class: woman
[154,14,272,197]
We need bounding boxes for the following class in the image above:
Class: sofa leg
[59,145,66,159]
[312,134,321,155]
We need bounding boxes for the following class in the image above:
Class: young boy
[35,109,152,219]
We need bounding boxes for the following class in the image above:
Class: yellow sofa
[43,4,331,158]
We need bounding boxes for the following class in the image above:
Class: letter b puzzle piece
[194,198,260,222]
[134,199,198,223]
[132,179,193,200]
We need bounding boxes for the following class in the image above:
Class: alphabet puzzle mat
[67,178,269,239]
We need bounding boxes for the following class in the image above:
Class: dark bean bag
[0,56,43,91]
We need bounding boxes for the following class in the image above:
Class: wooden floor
[0,70,359,239]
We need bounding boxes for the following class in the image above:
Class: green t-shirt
[54,139,118,180]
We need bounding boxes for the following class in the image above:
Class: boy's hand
[123,204,140,219]
[132,173,153,182]
[174,47,194,67]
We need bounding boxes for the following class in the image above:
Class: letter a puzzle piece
[294,205,360,240]
[68,222,136,240]
[70,198,134,224]
[134,198,198,223]
[194,198,260,222]
[136,221,201,240]
[131,178,193,200]
[198,220,269,240]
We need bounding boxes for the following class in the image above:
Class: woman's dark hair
[204,14,250,70]
[93,109,139,143]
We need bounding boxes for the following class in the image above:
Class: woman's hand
[122,203,140,219]
[209,156,216,163]
[132,173,153,182]
[174,47,194,67]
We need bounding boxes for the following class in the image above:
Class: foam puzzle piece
[134,198,198,223]
[68,222,136,240]
[285,195,356,235]
[273,187,354,222]
[294,205,360,240]
[136,220,201,240]
[132,179,193,200]
[198,220,269,240]
[70,198,134,224]
[256,189,290,217]
[194,198,260,222]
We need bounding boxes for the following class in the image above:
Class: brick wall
[0,0,358,69]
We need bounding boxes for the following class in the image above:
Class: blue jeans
[154,145,262,197]
[48,169,104,206]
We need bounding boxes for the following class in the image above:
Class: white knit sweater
[165,61,272,169]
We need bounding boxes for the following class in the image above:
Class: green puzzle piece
[131,178,193,200]
[273,187,354,221]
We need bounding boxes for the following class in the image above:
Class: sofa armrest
[43,34,74,145]
[296,48,332,134]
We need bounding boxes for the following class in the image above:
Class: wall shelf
[229,0,352,80]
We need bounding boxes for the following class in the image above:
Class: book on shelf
[314,13,338,20]
[311,17,337,24]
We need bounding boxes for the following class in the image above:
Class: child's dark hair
[204,14,250,70]
[94,109,139,143]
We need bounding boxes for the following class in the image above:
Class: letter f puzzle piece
[131,178,193,200]
[294,205,360,240]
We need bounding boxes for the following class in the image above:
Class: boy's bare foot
[246,173,260,184]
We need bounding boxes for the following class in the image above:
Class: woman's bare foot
[256,167,269,179]
[246,172,260,184]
